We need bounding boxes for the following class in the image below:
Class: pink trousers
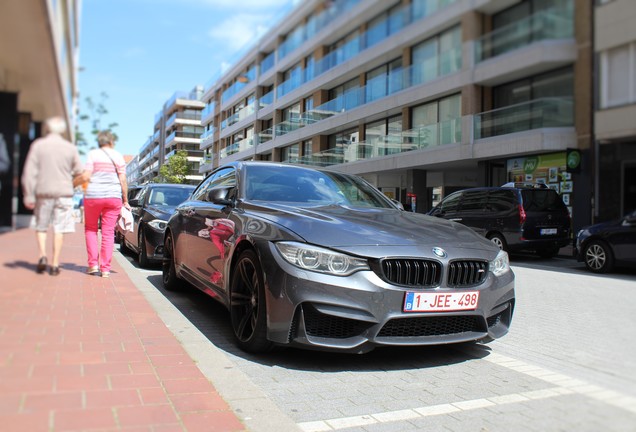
[84,198,122,273]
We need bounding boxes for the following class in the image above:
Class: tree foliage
[75,92,119,153]
[157,150,190,184]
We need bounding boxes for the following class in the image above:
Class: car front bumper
[258,243,515,353]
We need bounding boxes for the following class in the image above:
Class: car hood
[243,202,497,258]
[146,205,177,221]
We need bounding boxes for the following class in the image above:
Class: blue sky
[79,0,299,157]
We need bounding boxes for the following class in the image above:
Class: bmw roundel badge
[432,247,447,258]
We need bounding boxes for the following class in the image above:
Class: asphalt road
[117,248,636,432]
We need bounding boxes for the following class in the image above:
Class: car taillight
[519,206,527,225]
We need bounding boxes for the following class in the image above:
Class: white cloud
[207,14,270,51]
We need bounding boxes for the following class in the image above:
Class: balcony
[474,97,573,140]
[286,98,573,169]
[165,130,203,146]
[475,10,573,63]
[220,137,254,159]
[200,128,216,150]
[221,102,256,130]
[164,149,204,161]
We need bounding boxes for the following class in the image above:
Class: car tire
[138,228,149,268]
[583,240,614,273]
[487,233,507,252]
[537,246,559,259]
[230,250,273,354]
[162,232,182,291]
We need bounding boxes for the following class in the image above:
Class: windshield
[521,189,567,212]
[245,165,394,209]
[149,187,193,206]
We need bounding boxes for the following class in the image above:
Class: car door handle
[450,218,463,222]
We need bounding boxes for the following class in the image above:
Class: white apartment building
[0,0,81,228]
[199,0,596,231]
[136,86,205,185]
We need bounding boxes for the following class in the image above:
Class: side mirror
[207,186,235,207]
[129,198,141,207]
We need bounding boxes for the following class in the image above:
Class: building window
[302,140,312,157]
[328,128,358,150]
[411,26,461,85]
[411,94,462,146]
[281,143,299,162]
[601,43,636,108]
[365,58,403,103]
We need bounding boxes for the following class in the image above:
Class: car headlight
[147,219,167,231]
[275,241,369,276]
[490,250,510,277]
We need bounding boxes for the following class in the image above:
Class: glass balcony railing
[289,117,463,167]
[271,49,462,139]
[220,137,255,159]
[222,102,256,130]
[286,99,572,167]
[201,102,216,119]
[165,149,204,161]
[475,10,574,63]
[260,52,275,74]
[277,0,361,61]
[260,90,274,107]
[200,128,216,142]
[221,65,257,103]
[258,128,273,144]
[474,97,574,139]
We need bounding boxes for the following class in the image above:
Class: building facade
[198,0,601,232]
[137,86,205,185]
[594,0,636,222]
[0,0,81,228]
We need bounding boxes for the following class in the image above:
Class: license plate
[540,228,558,235]
[403,291,479,312]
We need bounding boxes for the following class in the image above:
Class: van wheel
[487,233,507,252]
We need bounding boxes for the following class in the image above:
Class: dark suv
[428,183,571,258]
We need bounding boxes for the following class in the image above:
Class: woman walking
[76,131,130,277]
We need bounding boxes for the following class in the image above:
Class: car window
[191,167,235,201]
[245,164,393,208]
[488,190,516,212]
[521,190,567,212]
[148,187,193,206]
[460,190,488,212]
[439,192,461,213]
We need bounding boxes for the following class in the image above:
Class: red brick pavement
[0,224,246,432]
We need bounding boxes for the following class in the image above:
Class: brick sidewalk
[0,224,246,431]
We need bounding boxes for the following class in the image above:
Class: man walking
[21,117,83,275]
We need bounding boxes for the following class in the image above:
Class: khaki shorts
[32,197,76,233]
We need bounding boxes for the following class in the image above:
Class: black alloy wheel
[162,232,181,291]
[138,228,149,268]
[230,250,272,353]
[584,240,614,273]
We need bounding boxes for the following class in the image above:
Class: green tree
[75,92,119,153]
[157,150,189,184]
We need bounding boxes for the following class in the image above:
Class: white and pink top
[84,147,126,200]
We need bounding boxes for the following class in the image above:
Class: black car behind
[121,183,195,267]
[428,183,571,257]
[576,210,636,273]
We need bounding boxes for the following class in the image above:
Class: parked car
[115,184,144,244]
[162,161,515,354]
[575,210,636,273]
[428,183,571,258]
[120,183,195,267]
